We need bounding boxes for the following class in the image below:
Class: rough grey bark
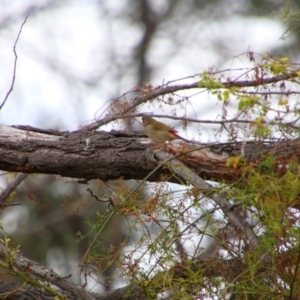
[0,125,299,184]
[0,281,148,300]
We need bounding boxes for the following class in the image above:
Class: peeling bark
[0,125,299,184]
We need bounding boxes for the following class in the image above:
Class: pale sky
[0,1,289,133]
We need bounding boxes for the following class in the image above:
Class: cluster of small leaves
[196,54,300,141]
[198,71,226,89]
[224,155,300,298]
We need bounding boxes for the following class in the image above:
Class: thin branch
[0,15,29,111]
[0,173,27,205]
[79,71,300,131]
[174,221,188,262]
[85,112,300,129]
[124,113,254,125]
[236,90,300,95]
[154,149,258,250]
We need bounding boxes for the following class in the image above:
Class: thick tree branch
[0,239,149,300]
[0,125,300,186]
[0,242,95,300]
[0,281,148,300]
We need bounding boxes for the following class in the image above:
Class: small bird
[142,116,186,143]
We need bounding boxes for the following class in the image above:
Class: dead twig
[0,15,29,110]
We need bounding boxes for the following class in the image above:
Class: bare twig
[120,113,254,125]
[236,90,300,95]
[79,72,300,131]
[174,221,188,262]
[154,149,258,250]
[0,173,27,205]
[0,15,29,110]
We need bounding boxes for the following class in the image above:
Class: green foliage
[252,117,272,138]
[238,94,260,111]
[256,153,277,173]
[77,138,300,299]
[223,154,300,297]
[265,57,291,75]
[198,72,225,89]
[280,0,300,39]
